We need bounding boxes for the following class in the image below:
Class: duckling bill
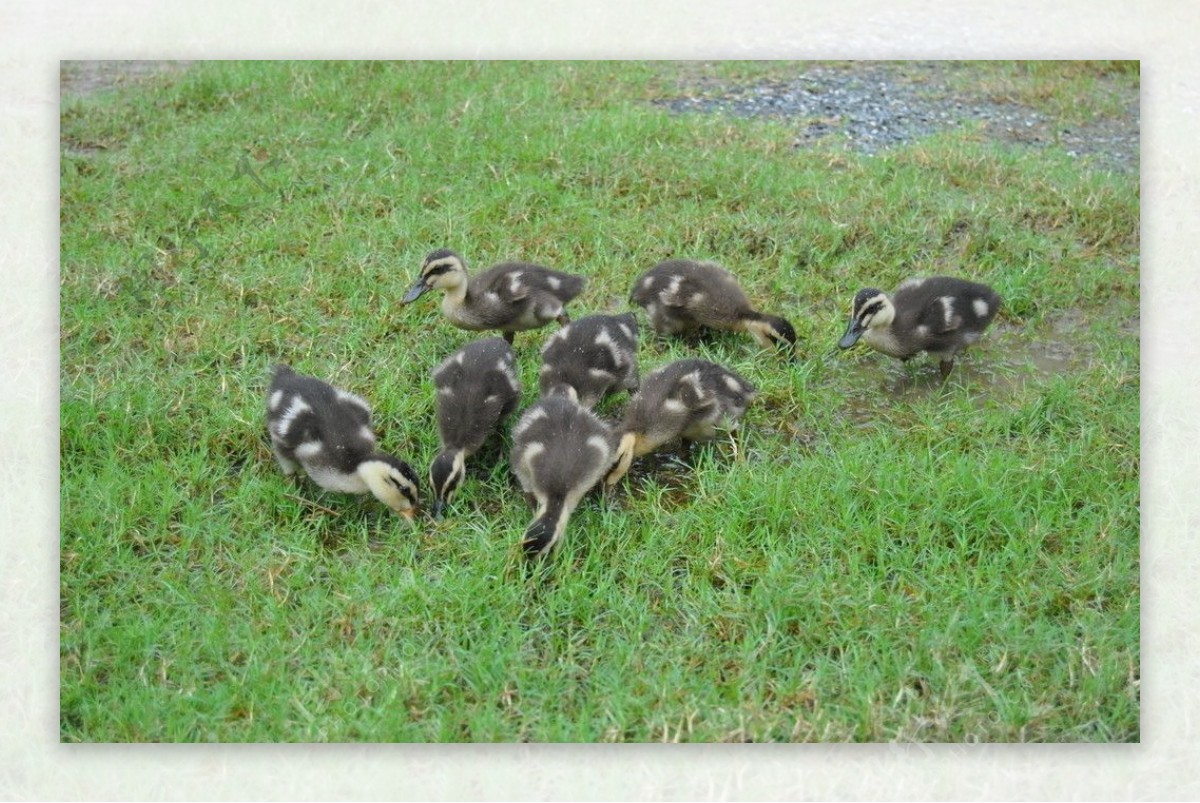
[266,365,420,519]
[839,276,1001,380]
[402,249,585,344]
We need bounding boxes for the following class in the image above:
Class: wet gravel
[655,62,1139,173]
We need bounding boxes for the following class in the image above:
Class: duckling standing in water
[630,259,797,357]
[538,312,640,409]
[266,365,421,520]
[429,337,522,519]
[605,358,757,487]
[402,249,586,344]
[838,277,1002,380]
[510,395,615,558]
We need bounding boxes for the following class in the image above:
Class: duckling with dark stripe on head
[838,276,1001,380]
[630,259,797,357]
[402,249,586,344]
[429,337,522,519]
[266,365,420,520]
[510,395,614,559]
[538,312,640,409]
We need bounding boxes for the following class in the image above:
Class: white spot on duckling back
[546,276,562,290]
[661,398,688,414]
[973,298,989,317]
[722,375,743,393]
[939,296,955,327]
[512,406,549,439]
[295,440,323,460]
[897,277,925,292]
[518,441,546,473]
[617,323,634,340]
[359,425,375,444]
[593,328,616,349]
[586,435,611,456]
[275,397,312,437]
[336,389,370,413]
[269,390,284,411]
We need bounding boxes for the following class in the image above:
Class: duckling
[266,365,420,519]
[630,259,797,356]
[605,358,757,487]
[429,337,522,519]
[838,276,1002,380]
[402,249,586,344]
[510,395,615,558]
[538,312,640,409]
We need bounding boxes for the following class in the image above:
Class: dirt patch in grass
[60,60,193,98]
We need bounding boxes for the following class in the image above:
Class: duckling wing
[473,263,584,306]
[914,295,965,335]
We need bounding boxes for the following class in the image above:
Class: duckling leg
[938,359,954,381]
[555,313,571,327]
[503,331,516,345]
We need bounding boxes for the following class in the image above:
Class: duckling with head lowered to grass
[510,395,615,559]
[429,337,522,518]
[630,259,797,357]
[838,276,1002,380]
[605,358,757,487]
[266,365,421,520]
[402,249,586,344]
[538,312,640,409]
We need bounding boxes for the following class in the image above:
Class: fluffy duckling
[510,395,615,558]
[605,358,757,487]
[402,249,586,344]
[630,259,797,356]
[429,337,522,518]
[266,365,420,519]
[538,312,640,409]
[838,276,1002,380]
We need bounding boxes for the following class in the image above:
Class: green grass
[60,60,1139,742]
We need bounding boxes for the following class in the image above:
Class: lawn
[59,60,1139,742]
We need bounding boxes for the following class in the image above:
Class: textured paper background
[5,0,1193,798]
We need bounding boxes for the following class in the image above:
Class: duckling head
[839,288,894,349]
[358,455,421,521]
[745,314,798,357]
[429,449,466,519]
[402,249,468,303]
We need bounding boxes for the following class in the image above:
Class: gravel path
[655,62,1139,174]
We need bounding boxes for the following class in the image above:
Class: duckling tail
[522,497,569,558]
